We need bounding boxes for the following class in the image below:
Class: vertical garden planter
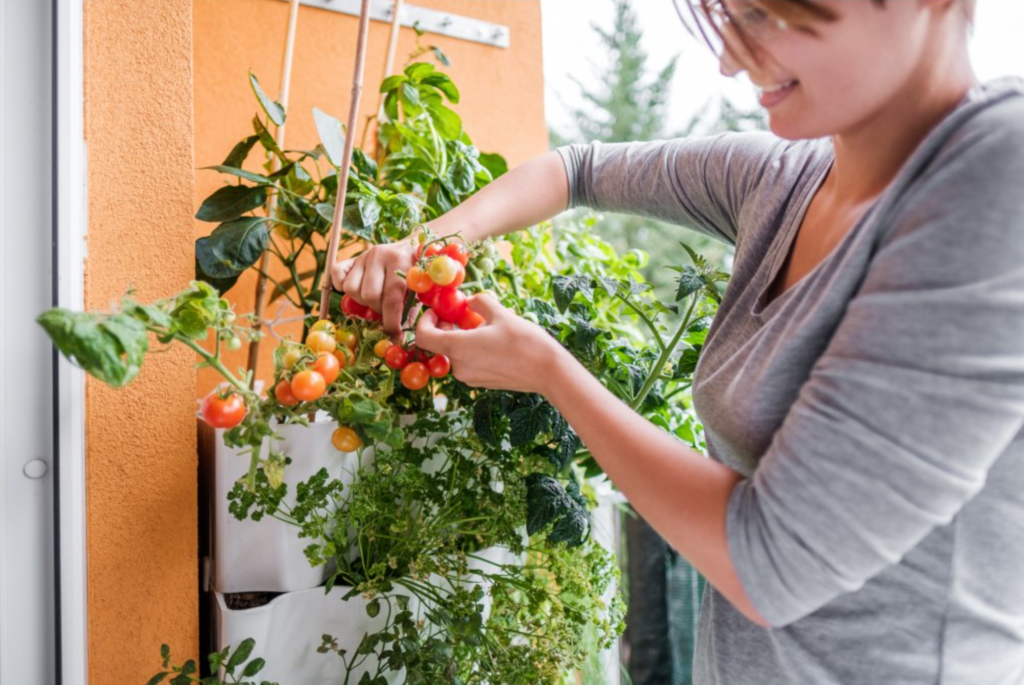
[213,544,518,685]
[204,413,360,593]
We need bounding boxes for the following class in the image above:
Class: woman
[333,1,1024,682]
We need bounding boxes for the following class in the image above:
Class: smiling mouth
[757,79,799,95]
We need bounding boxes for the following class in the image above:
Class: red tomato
[457,307,485,330]
[201,392,247,429]
[427,354,451,379]
[415,242,443,261]
[441,242,470,266]
[274,380,299,407]
[400,362,430,391]
[291,370,326,402]
[384,345,410,370]
[406,266,435,294]
[341,294,368,319]
[417,287,439,308]
[364,308,383,322]
[312,352,341,385]
[432,288,468,324]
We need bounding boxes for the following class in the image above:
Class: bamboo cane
[318,0,374,320]
[362,0,404,154]
[247,0,301,384]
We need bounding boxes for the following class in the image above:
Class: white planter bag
[205,412,361,593]
[213,544,517,685]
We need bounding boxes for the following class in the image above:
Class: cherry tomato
[333,349,351,370]
[306,330,337,354]
[226,337,243,351]
[291,370,326,402]
[400,362,430,391]
[331,426,363,452]
[341,294,369,319]
[274,380,299,407]
[373,339,394,358]
[409,346,429,363]
[334,328,359,351]
[312,352,340,385]
[441,242,470,266]
[427,354,451,379]
[427,256,461,287]
[281,345,305,370]
[364,308,383,322]
[432,288,468,324]
[457,307,485,330]
[309,320,336,336]
[406,266,435,294]
[384,345,410,370]
[417,287,439,308]
[415,242,443,261]
[200,392,247,429]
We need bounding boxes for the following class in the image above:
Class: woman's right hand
[331,237,418,337]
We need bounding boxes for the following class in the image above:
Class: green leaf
[194,254,239,294]
[404,62,435,82]
[358,196,381,227]
[380,74,406,93]
[242,657,266,677]
[249,71,285,126]
[552,275,593,313]
[478,152,508,179]
[37,309,149,388]
[427,102,462,140]
[399,81,422,116]
[383,90,400,121]
[366,598,381,618]
[473,392,512,447]
[676,345,702,376]
[430,46,451,67]
[252,115,285,159]
[203,165,273,185]
[268,268,317,305]
[447,155,475,195]
[196,217,270,279]
[313,107,346,168]
[170,281,221,340]
[509,395,552,448]
[675,265,705,302]
[226,638,256,672]
[144,672,169,685]
[421,73,460,103]
[525,473,590,547]
[222,135,259,168]
[195,185,267,223]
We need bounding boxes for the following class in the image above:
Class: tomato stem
[629,294,698,411]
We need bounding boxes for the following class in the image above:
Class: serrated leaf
[509,396,552,448]
[473,392,512,447]
[675,265,705,302]
[313,107,346,167]
[195,184,267,223]
[552,275,593,313]
[37,309,149,388]
[249,71,285,126]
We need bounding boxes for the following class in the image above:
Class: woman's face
[719,0,956,140]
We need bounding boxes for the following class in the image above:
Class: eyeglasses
[672,0,791,59]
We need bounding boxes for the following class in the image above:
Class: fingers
[331,258,355,292]
[381,269,407,338]
[359,250,387,311]
[465,292,506,324]
[343,258,366,303]
[415,309,451,355]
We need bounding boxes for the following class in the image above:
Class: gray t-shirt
[556,75,1024,685]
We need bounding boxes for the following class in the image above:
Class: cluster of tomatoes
[406,240,485,330]
[374,337,450,390]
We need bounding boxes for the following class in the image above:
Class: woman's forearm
[428,150,570,242]
[540,344,769,627]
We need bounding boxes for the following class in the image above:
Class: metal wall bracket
[275,0,511,49]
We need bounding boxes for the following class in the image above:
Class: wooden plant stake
[318,0,374,321]
[247,0,301,384]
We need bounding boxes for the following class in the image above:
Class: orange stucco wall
[194,0,548,395]
[84,1,198,682]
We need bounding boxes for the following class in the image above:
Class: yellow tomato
[334,328,359,351]
[281,345,305,370]
[309,320,336,336]
[373,339,394,358]
[306,330,337,354]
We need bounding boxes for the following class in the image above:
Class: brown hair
[679,0,977,68]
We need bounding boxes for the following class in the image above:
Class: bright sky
[541,0,1024,136]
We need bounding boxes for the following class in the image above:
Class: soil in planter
[224,591,282,610]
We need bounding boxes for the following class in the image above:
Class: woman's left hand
[414,293,565,395]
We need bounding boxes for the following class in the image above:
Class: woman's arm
[413,295,770,627]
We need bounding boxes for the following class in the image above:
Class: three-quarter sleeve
[555,132,786,247]
[725,104,1024,628]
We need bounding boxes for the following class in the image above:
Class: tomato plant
[201,391,247,429]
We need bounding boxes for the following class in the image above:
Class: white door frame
[53,0,89,682]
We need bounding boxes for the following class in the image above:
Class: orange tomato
[291,370,326,402]
[274,380,300,407]
[312,353,340,385]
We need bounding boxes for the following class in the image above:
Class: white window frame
[54,0,88,682]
